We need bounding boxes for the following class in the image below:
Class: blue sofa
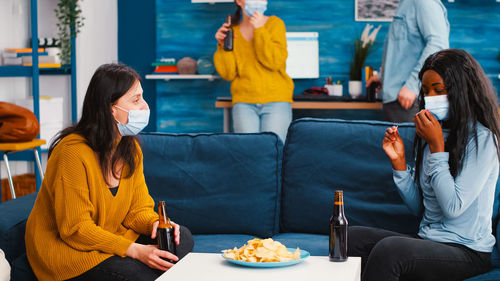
[1,118,500,280]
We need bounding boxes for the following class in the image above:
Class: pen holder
[325,84,343,96]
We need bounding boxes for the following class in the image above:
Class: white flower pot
[348,81,362,98]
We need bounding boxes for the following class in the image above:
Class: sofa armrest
[0,193,37,262]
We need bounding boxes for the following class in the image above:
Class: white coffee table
[156,253,361,281]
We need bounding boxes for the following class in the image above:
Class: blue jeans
[232,102,292,143]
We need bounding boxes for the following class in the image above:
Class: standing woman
[25,64,193,281]
[349,49,500,280]
[214,0,294,143]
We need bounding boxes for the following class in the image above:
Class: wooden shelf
[146,74,219,81]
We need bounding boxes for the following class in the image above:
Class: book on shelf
[5,48,45,53]
[2,57,23,65]
[3,51,49,58]
[154,65,178,73]
[152,58,176,66]
[22,63,62,68]
[21,55,59,64]
[152,61,176,66]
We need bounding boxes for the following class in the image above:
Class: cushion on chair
[281,118,420,235]
[139,132,283,238]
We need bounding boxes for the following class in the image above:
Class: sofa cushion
[0,193,37,262]
[271,233,328,256]
[464,269,500,281]
[492,177,500,267]
[11,254,37,281]
[281,119,420,235]
[193,234,259,253]
[140,132,282,238]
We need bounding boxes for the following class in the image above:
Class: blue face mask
[244,0,267,17]
[114,105,150,136]
[424,95,449,120]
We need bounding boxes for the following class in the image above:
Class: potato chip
[222,238,301,263]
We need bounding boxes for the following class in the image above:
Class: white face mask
[424,95,449,121]
[244,0,267,17]
[114,105,150,136]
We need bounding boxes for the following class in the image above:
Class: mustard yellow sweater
[25,134,159,281]
[214,16,294,104]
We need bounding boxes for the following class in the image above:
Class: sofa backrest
[139,132,283,238]
[281,119,421,235]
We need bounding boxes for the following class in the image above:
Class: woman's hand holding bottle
[383,126,407,171]
[151,220,181,245]
[125,243,178,271]
[215,23,231,46]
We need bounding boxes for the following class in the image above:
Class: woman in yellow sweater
[25,64,193,281]
[214,0,294,142]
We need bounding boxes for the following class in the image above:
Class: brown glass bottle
[223,14,233,51]
[329,190,348,262]
[157,201,176,263]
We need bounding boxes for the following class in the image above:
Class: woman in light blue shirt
[349,49,500,281]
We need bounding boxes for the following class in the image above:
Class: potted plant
[54,0,85,66]
[349,24,381,98]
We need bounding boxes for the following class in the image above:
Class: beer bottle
[223,14,234,51]
[329,190,348,262]
[157,201,177,263]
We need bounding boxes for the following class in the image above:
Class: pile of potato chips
[222,238,301,262]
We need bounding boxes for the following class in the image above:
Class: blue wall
[121,0,500,133]
[118,0,157,131]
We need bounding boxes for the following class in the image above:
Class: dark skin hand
[382,125,406,171]
[415,69,447,154]
[383,69,447,170]
[414,109,445,154]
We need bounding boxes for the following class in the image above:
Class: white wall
[0,0,30,103]
[76,0,118,118]
[0,0,118,178]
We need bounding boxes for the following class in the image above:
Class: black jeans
[348,226,492,281]
[67,226,194,281]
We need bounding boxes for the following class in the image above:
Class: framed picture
[355,0,400,22]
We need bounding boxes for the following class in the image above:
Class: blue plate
[222,248,310,268]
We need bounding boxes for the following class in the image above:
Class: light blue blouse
[381,0,449,103]
[394,123,498,252]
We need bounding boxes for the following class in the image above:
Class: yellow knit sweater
[25,134,159,281]
[214,16,294,104]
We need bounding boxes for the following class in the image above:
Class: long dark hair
[414,49,500,181]
[231,4,242,26]
[49,63,142,184]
